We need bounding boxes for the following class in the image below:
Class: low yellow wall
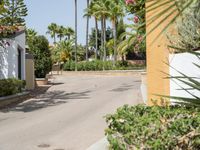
[146,2,176,105]
[25,59,35,90]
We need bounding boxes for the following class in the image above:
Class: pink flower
[137,35,143,42]
[133,16,139,23]
[125,0,135,5]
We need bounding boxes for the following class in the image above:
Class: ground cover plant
[105,104,200,150]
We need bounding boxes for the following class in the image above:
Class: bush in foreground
[0,78,25,97]
[105,105,200,150]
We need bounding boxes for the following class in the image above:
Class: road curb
[87,137,109,150]
[56,70,146,76]
[0,91,30,108]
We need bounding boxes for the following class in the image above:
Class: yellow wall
[25,59,35,90]
[146,2,176,105]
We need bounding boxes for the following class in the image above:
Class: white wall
[0,32,26,80]
[15,32,26,80]
[169,51,200,100]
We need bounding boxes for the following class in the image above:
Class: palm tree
[146,0,196,38]
[74,0,78,71]
[85,0,90,61]
[52,40,74,63]
[85,0,99,60]
[64,27,75,40]
[57,25,65,41]
[47,23,58,44]
[92,0,110,62]
[107,0,124,64]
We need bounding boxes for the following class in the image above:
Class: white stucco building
[0,29,26,80]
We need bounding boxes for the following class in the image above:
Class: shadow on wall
[8,43,17,78]
[1,90,91,113]
[0,41,17,79]
[0,47,6,79]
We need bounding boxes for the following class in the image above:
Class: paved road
[0,74,142,150]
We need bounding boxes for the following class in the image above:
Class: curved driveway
[0,73,142,150]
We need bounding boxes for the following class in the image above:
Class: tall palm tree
[85,0,90,61]
[74,0,78,71]
[92,0,110,62]
[47,23,58,44]
[107,0,124,64]
[85,0,99,60]
[57,25,65,41]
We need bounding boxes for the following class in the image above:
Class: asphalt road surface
[0,74,142,150]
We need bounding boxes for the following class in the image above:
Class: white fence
[169,51,200,100]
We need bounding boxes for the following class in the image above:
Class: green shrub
[28,35,52,78]
[63,60,145,71]
[0,78,25,97]
[105,105,200,150]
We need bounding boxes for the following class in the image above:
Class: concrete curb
[87,137,109,150]
[55,70,146,77]
[0,91,30,108]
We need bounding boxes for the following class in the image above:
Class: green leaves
[0,78,25,97]
[167,1,200,53]
[146,0,196,39]
[0,0,28,26]
[28,36,52,78]
[105,105,200,149]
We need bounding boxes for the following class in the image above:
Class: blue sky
[24,0,131,45]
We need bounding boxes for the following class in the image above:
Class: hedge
[63,60,145,71]
[105,105,200,150]
[0,78,25,97]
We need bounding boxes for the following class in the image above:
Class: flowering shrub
[125,0,146,52]
[0,26,19,48]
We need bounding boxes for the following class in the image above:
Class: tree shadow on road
[110,82,140,92]
[1,90,91,113]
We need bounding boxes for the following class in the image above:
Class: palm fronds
[146,0,196,39]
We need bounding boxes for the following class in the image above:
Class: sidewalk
[87,137,109,150]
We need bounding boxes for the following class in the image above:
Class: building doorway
[18,48,22,79]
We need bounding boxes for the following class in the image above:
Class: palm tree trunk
[113,19,117,64]
[95,17,98,60]
[103,16,106,62]
[101,17,104,61]
[85,0,89,61]
[75,0,78,71]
